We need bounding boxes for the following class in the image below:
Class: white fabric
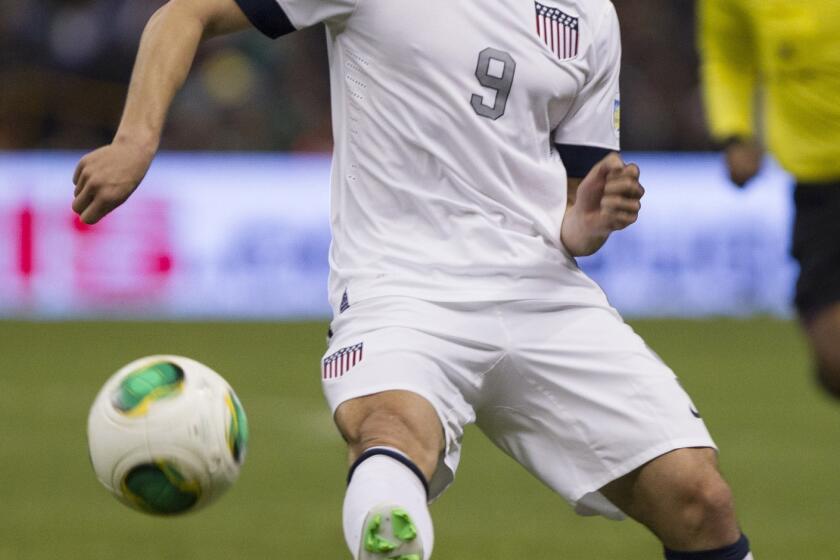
[271,0,623,310]
[323,297,716,519]
[343,451,434,560]
[552,3,622,148]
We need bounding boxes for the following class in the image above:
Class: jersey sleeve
[234,0,357,38]
[553,3,621,178]
[698,0,757,143]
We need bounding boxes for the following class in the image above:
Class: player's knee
[815,360,840,399]
[355,412,439,476]
[353,408,415,447]
[670,474,736,540]
[805,306,840,398]
[337,396,443,478]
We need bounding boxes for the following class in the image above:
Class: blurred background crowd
[0,0,707,152]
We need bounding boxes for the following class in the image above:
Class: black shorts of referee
[792,181,840,318]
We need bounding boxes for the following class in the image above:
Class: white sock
[343,449,434,560]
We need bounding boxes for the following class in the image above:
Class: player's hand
[560,152,644,257]
[72,139,155,225]
[725,139,763,187]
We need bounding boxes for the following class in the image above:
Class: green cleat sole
[364,513,398,553]
[358,504,424,560]
[391,508,418,543]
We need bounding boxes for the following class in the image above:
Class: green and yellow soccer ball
[87,355,248,515]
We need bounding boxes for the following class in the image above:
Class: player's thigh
[335,389,445,479]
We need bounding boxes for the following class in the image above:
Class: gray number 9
[470,48,516,120]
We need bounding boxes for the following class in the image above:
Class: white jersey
[235,0,622,312]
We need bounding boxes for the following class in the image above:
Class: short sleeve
[553,2,621,177]
[235,0,357,38]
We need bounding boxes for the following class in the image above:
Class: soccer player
[699,0,840,400]
[72,0,755,558]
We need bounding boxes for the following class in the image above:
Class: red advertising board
[2,199,174,312]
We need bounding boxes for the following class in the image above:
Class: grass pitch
[1,318,837,559]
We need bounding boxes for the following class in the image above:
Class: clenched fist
[724,139,763,188]
[72,139,155,225]
[560,152,645,257]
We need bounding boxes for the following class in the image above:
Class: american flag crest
[322,343,364,380]
[534,2,580,61]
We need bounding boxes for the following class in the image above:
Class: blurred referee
[699,0,840,397]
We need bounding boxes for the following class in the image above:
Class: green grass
[1,319,838,559]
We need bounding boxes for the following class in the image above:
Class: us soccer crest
[322,343,364,380]
[534,2,580,60]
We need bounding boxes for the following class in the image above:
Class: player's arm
[698,0,762,187]
[561,153,643,257]
[555,5,635,257]
[72,0,251,225]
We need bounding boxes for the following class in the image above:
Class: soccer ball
[87,355,248,515]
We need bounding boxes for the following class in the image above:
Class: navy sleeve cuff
[234,0,295,38]
[555,144,614,178]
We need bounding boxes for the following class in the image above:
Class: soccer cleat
[359,504,423,560]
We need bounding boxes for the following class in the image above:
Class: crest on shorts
[322,343,364,380]
[534,2,580,60]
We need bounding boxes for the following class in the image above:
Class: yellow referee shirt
[698,0,840,183]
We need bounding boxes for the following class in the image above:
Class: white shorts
[321,296,715,520]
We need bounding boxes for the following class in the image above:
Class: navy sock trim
[347,448,430,499]
[664,534,750,560]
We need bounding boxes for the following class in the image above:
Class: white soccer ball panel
[87,355,248,515]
